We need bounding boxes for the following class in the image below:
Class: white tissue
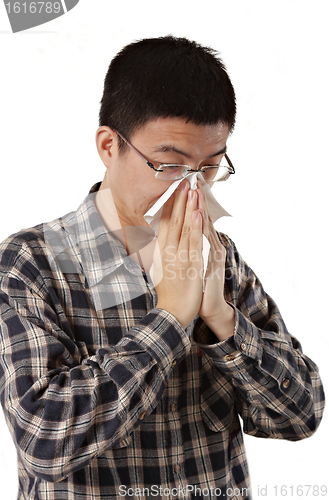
[144,172,231,286]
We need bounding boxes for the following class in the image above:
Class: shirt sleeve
[0,238,190,483]
[193,233,325,441]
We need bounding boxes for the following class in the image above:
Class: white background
[0,1,328,498]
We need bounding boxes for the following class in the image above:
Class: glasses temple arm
[115,130,158,171]
[225,154,235,174]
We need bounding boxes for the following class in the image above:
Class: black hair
[99,35,236,150]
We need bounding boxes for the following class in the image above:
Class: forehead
[132,117,229,152]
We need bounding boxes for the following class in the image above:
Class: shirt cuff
[193,305,263,365]
[121,307,191,368]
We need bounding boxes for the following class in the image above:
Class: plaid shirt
[0,182,324,500]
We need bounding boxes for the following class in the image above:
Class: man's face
[100,117,230,227]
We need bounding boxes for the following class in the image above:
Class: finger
[196,185,222,251]
[196,186,211,238]
[165,179,190,248]
[178,188,199,252]
[157,193,175,250]
[207,226,226,265]
[189,209,204,271]
[208,221,222,249]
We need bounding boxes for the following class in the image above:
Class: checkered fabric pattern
[0,183,325,500]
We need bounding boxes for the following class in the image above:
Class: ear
[95,126,118,168]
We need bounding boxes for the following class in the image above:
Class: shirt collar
[75,182,149,287]
[43,182,149,289]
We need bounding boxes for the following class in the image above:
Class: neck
[97,177,149,228]
[95,181,152,253]
[95,178,157,274]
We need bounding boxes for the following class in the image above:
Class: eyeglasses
[115,130,235,182]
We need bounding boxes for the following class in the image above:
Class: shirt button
[174,464,181,474]
[139,411,146,420]
[282,378,290,389]
[240,342,247,352]
[170,403,176,413]
[225,354,236,361]
[172,359,177,367]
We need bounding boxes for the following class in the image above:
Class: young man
[0,36,325,500]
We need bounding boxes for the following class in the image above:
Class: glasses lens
[155,162,233,182]
[155,165,186,181]
[200,166,230,182]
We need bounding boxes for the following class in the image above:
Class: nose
[181,170,204,190]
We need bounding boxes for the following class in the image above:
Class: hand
[152,180,204,329]
[196,184,235,340]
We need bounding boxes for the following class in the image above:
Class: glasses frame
[115,130,235,180]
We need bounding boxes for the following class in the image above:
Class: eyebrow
[152,144,227,159]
